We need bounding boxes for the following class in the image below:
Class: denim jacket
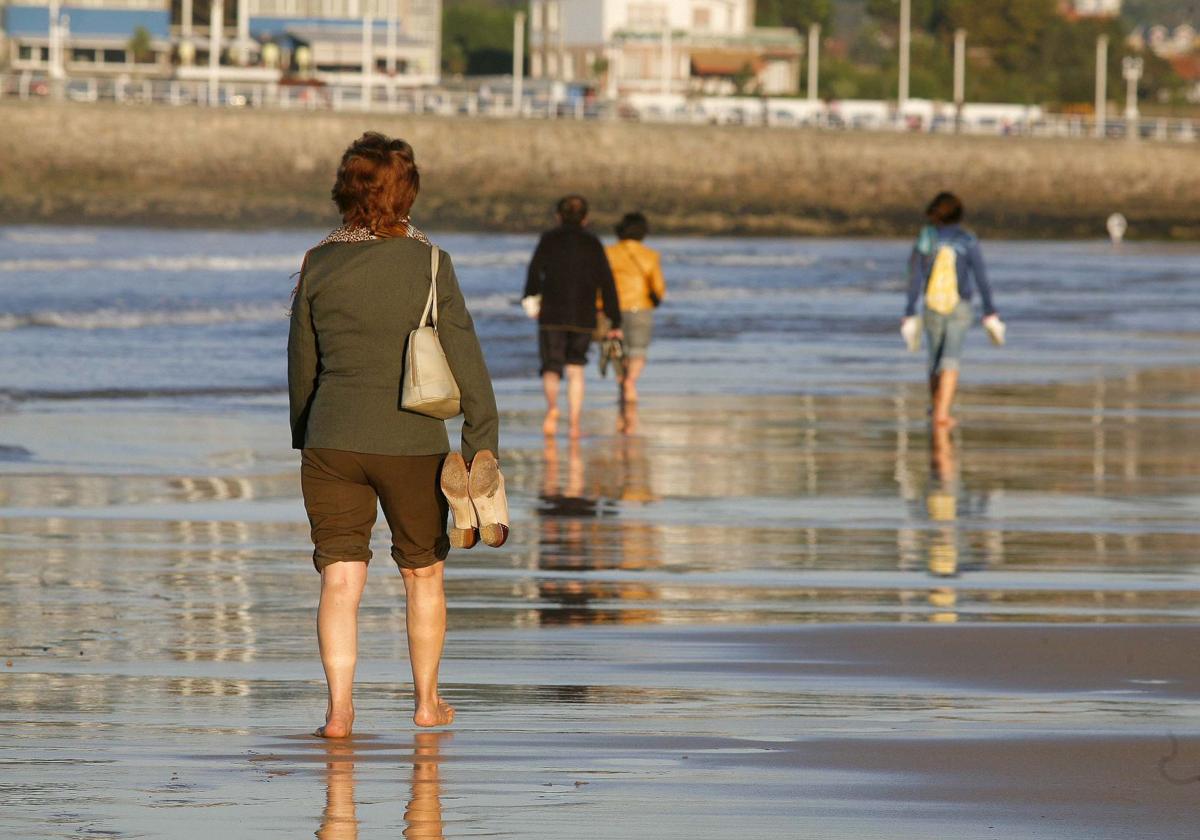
[905,224,996,317]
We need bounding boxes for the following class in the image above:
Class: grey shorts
[621,309,654,357]
[924,302,973,374]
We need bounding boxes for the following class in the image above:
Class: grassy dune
[1,101,1198,238]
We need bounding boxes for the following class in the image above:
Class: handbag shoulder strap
[418,245,441,328]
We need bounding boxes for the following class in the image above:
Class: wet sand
[3,364,1200,837]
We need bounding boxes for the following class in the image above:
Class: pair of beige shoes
[441,450,509,549]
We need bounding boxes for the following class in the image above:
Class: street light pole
[661,22,671,96]
[898,0,911,114]
[807,23,820,102]
[361,12,374,111]
[1094,34,1108,138]
[513,10,526,116]
[953,28,966,132]
[208,0,222,106]
[1122,55,1143,141]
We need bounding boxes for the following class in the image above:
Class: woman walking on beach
[289,132,499,735]
[903,192,999,428]
[605,212,665,412]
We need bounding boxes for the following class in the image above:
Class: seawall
[1,101,1197,239]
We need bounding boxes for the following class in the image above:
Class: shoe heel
[468,450,509,548]
[440,453,478,550]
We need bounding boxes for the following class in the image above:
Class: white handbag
[401,246,462,419]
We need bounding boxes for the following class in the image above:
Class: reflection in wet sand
[317,741,358,840]
[926,426,960,622]
[315,734,448,840]
[404,733,448,840]
[534,437,663,625]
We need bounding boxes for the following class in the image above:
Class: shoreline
[4,102,1200,240]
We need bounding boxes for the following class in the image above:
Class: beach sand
[3,359,1200,838]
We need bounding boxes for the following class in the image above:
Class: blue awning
[250,16,392,39]
[4,5,170,39]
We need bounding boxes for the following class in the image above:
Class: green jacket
[288,237,499,463]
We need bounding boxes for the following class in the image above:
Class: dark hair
[332,132,420,237]
[615,211,648,241]
[926,192,964,225]
[557,194,589,226]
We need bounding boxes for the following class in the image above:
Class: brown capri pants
[300,448,450,572]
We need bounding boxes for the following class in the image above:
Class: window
[628,3,667,29]
[72,48,97,63]
[18,45,33,61]
[103,49,127,64]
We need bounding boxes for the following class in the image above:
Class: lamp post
[386,0,397,75]
[48,0,64,82]
[513,10,526,116]
[361,12,374,111]
[1122,56,1143,141]
[1094,34,1108,138]
[898,0,911,115]
[208,0,222,107]
[661,21,671,96]
[953,28,966,132]
[807,23,820,102]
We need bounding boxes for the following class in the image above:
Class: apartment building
[0,0,441,84]
[2,0,172,75]
[529,0,802,96]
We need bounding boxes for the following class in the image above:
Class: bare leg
[317,561,369,738]
[622,356,646,405]
[565,364,585,439]
[542,372,560,436]
[933,369,960,428]
[401,562,455,728]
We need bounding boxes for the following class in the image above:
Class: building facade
[0,0,441,84]
[1060,0,1122,19]
[3,0,173,76]
[529,0,802,97]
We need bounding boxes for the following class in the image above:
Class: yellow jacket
[604,240,666,312]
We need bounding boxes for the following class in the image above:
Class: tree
[757,0,833,30]
[128,26,155,64]
[442,2,518,76]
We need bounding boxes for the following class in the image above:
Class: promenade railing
[1,72,1194,144]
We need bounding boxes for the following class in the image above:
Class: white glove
[521,295,541,319]
[982,314,1006,346]
[900,316,922,352]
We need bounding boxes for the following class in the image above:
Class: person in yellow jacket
[604,212,666,408]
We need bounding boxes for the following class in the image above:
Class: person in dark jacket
[289,132,499,735]
[523,195,622,438]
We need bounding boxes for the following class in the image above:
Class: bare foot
[542,408,559,437]
[316,709,354,738]
[413,699,455,728]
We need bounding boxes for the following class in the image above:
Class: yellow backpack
[925,244,961,315]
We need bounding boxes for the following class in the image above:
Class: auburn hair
[331,132,420,237]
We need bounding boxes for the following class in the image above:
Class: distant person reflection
[926,426,960,621]
[315,734,448,840]
[534,438,661,625]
